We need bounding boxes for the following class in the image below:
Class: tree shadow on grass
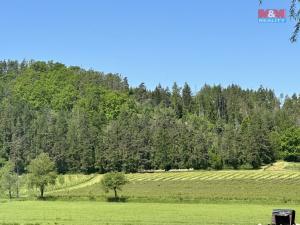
[36,196,58,201]
[106,196,128,202]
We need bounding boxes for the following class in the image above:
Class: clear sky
[1,0,299,96]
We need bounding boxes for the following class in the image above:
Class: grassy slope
[48,164,300,204]
[0,201,299,225]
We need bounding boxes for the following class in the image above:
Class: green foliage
[182,82,192,113]
[0,60,299,173]
[0,161,18,199]
[101,172,128,198]
[280,127,300,162]
[27,153,57,198]
[209,152,223,170]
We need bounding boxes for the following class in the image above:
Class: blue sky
[0,0,299,96]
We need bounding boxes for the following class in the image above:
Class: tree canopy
[101,172,128,198]
[0,161,18,199]
[0,60,299,174]
[27,153,57,198]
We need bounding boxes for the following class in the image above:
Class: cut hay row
[202,173,228,181]
[259,173,286,180]
[252,173,274,180]
[220,172,249,180]
[47,174,96,191]
[214,172,240,180]
[126,171,300,182]
[129,173,171,181]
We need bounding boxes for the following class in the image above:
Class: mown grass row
[47,174,96,191]
[127,171,300,182]
[18,174,96,197]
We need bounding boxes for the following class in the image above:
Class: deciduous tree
[101,172,128,198]
[27,153,57,198]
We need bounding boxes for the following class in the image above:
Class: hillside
[0,60,299,175]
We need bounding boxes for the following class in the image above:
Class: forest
[0,60,299,174]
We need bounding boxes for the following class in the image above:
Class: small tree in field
[101,172,128,199]
[27,153,57,198]
[0,161,18,199]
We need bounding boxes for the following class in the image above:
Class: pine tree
[182,82,192,113]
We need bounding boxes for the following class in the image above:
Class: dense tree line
[0,60,299,174]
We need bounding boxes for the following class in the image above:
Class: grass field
[49,169,300,204]
[0,201,299,225]
[1,162,299,225]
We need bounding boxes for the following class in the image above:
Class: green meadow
[1,163,300,225]
[0,201,299,225]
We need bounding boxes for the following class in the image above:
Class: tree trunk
[40,185,44,198]
[16,168,19,198]
[113,187,117,199]
[8,188,12,199]
[16,185,19,198]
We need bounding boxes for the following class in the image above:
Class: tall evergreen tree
[171,82,183,118]
[182,82,192,113]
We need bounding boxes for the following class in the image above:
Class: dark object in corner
[270,209,296,225]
